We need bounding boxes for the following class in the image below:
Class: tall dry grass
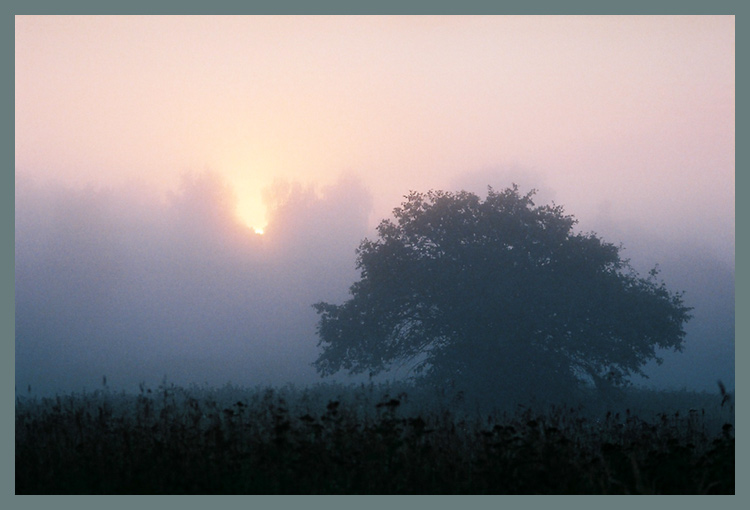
[15,381,734,494]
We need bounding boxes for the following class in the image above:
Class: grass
[15,381,734,494]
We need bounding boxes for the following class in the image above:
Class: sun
[219,164,271,236]
[230,185,267,235]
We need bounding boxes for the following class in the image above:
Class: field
[15,381,734,494]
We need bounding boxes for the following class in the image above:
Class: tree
[313,186,692,404]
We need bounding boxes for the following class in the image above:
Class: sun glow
[225,170,269,236]
[234,199,267,233]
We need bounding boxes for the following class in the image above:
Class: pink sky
[15,15,734,264]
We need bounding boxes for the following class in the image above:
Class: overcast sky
[15,16,734,395]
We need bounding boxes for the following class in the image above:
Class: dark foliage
[16,383,733,494]
[314,186,692,404]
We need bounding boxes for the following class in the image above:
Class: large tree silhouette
[313,186,691,403]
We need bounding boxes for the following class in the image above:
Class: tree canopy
[313,186,691,403]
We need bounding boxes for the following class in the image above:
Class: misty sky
[15,16,734,395]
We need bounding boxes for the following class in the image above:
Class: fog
[15,171,370,395]
[15,16,733,398]
[15,170,733,396]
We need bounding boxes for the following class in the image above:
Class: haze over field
[15,16,734,396]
